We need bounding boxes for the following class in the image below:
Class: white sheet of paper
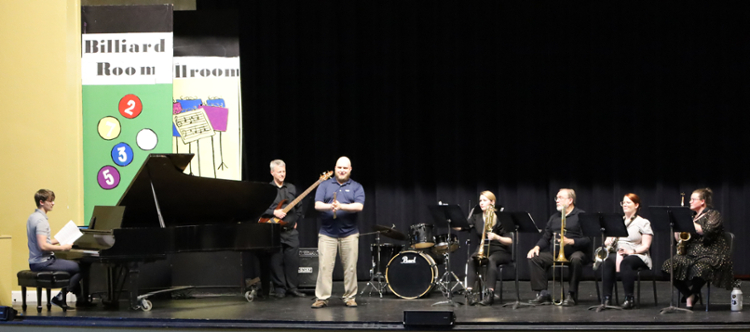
[54,220,83,246]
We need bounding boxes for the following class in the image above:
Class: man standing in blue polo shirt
[311,156,365,308]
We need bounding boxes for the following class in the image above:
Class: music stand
[581,212,629,312]
[428,204,469,307]
[649,206,694,314]
[501,212,540,309]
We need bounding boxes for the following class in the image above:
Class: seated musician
[526,188,590,306]
[463,191,512,306]
[662,188,734,310]
[264,159,306,298]
[26,189,86,309]
[600,193,653,309]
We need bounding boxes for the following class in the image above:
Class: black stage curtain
[222,1,750,280]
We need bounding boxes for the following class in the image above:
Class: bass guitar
[258,171,333,226]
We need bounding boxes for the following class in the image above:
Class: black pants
[467,250,512,290]
[528,250,588,294]
[674,278,707,298]
[601,254,649,297]
[30,257,81,296]
[270,242,300,294]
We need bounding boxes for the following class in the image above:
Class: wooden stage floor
[5,281,750,331]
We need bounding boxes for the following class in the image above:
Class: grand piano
[56,154,281,310]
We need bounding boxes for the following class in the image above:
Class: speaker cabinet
[298,248,344,288]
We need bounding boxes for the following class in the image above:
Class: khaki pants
[315,233,359,300]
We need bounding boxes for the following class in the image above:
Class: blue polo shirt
[314,178,365,238]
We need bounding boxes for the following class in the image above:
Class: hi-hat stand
[428,204,469,307]
[360,230,388,297]
[649,206,694,314]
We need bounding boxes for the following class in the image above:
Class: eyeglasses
[554,196,569,202]
[689,198,702,202]
[620,201,633,206]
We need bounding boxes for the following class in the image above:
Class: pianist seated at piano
[26,189,91,309]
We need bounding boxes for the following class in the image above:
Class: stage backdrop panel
[81,5,173,224]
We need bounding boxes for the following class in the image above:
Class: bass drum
[385,250,438,299]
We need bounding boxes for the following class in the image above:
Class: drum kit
[360,223,463,301]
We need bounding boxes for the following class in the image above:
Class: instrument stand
[649,206,694,314]
[551,246,568,306]
[427,204,470,307]
[360,231,389,298]
[500,212,540,309]
[581,212,628,312]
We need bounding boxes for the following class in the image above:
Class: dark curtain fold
[228,1,750,280]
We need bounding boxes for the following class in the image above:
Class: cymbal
[373,224,408,241]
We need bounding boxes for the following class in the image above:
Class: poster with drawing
[172,56,242,180]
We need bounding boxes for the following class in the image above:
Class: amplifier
[298,248,344,288]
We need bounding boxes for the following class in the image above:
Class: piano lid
[117,154,277,228]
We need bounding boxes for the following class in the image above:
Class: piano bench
[17,270,71,312]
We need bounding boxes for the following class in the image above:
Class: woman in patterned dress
[662,188,734,310]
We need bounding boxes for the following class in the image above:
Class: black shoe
[562,293,577,306]
[289,289,307,298]
[465,290,477,306]
[50,295,75,310]
[603,295,612,306]
[621,296,635,309]
[272,291,286,299]
[479,290,495,306]
[529,293,552,305]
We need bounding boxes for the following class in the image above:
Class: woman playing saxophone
[462,191,512,306]
[662,188,733,310]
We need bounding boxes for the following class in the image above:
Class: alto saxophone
[677,192,690,255]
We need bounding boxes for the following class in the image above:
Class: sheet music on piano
[54,220,84,245]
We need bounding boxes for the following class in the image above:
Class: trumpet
[677,232,690,255]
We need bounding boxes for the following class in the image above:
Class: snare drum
[432,233,459,255]
[409,223,434,249]
[386,250,438,299]
[370,243,403,275]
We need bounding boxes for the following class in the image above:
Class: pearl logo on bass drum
[401,256,418,264]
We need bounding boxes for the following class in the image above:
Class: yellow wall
[0,0,82,293]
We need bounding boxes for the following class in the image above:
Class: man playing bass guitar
[263,159,307,298]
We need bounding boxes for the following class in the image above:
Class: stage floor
[7,281,750,330]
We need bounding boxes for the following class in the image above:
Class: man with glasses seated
[526,188,590,306]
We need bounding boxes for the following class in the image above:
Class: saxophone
[477,205,495,261]
[677,192,690,255]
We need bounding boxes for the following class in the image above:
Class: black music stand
[581,212,629,312]
[502,211,540,309]
[649,206,694,314]
[428,204,469,307]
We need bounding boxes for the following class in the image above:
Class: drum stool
[17,270,71,312]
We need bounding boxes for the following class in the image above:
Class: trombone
[552,205,569,306]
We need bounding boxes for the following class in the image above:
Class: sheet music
[173,108,215,144]
[54,220,83,246]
